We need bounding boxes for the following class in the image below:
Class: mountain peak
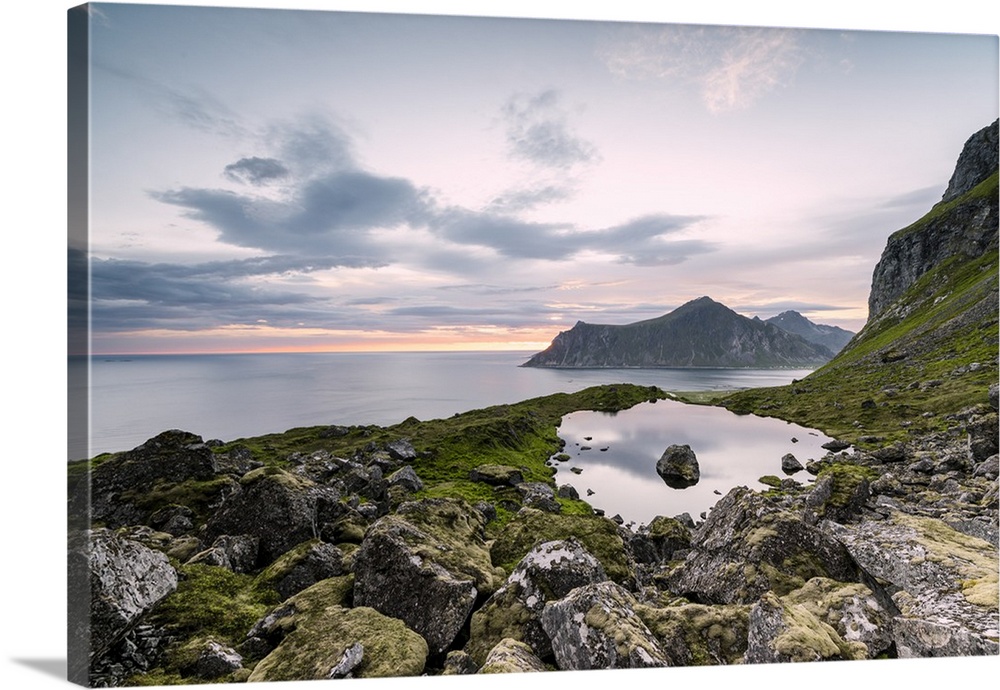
[523,297,833,368]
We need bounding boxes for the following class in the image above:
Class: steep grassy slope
[721,174,998,446]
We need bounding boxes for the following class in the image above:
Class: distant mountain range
[522,297,848,369]
[762,310,855,355]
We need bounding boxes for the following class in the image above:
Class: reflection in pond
[552,400,841,526]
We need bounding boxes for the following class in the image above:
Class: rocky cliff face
[868,119,998,318]
[522,297,833,368]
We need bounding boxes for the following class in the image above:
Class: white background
[2,1,998,689]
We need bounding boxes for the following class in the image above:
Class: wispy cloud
[599,26,804,113]
[501,89,599,169]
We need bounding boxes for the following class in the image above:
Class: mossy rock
[745,591,866,663]
[490,508,631,585]
[470,464,524,486]
[782,577,894,658]
[636,601,750,665]
[478,638,548,674]
[248,592,427,681]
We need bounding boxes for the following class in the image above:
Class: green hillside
[721,174,998,446]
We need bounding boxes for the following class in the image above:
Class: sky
[75,3,997,355]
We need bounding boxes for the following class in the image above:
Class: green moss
[490,508,631,585]
[761,593,865,662]
[122,476,236,524]
[721,246,997,443]
[815,463,878,508]
[757,475,782,489]
[637,602,750,665]
[148,563,281,642]
[248,580,426,681]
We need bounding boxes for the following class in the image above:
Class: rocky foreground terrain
[68,121,999,685]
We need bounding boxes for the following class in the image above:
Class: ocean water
[70,351,826,521]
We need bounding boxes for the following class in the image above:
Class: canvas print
[67,2,999,687]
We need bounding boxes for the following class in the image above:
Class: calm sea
[70,351,826,522]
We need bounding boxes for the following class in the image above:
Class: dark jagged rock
[386,465,424,493]
[202,468,331,566]
[765,310,855,355]
[353,498,502,654]
[78,430,220,529]
[522,296,834,368]
[942,118,999,202]
[625,515,692,566]
[781,453,804,474]
[185,641,243,680]
[656,444,700,488]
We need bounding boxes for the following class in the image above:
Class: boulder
[626,516,692,565]
[821,439,851,452]
[203,468,325,565]
[781,453,803,474]
[665,487,860,604]
[469,464,524,486]
[973,454,999,480]
[744,592,866,663]
[782,577,895,659]
[467,538,608,664]
[80,430,220,528]
[490,508,633,586]
[478,638,548,673]
[825,510,999,657]
[248,579,427,681]
[386,438,418,462]
[186,641,243,679]
[540,581,668,670]
[656,444,700,488]
[636,602,750,666]
[353,498,502,654]
[386,465,423,493]
[442,650,478,675]
[71,529,178,674]
[186,535,259,574]
[516,482,562,513]
[803,463,874,524]
[254,540,350,600]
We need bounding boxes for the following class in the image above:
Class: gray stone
[656,444,700,488]
[781,453,803,474]
[541,581,668,670]
[386,465,424,493]
[467,538,608,664]
[478,639,547,673]
[73,529,178,671]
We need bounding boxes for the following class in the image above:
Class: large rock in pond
[248,579,428,681]
[69,529,178,677]
[204,467,339,566]
[541,581,668,670]
[744,592,867,663]
[656,444,700,488]
[665,486,860,604]
[353,498,503,654]
[467,538,608,664]
[825,510,1000,657]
